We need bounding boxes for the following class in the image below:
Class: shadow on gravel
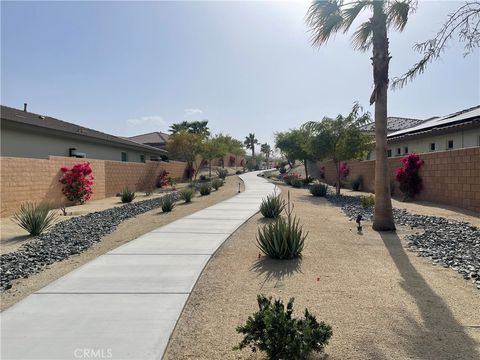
[380,232,480,360]
[250,257,302,288]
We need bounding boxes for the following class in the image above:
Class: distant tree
[244,133,259,160]
[304,103,373,195]
[260,143,272,167]
[166,132,205,180]
[393,1,480,89]
[201,136,228,177]
[306,0,415,230]
[275,129,313,178]
[169,120,210,137]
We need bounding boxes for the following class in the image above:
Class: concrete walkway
[1,172,275,360]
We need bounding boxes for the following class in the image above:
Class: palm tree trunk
[335,160,341,196]
[371,2,395,231]
[209,160,212,178]
[304,159,309,179]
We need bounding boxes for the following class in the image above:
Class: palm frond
[306,0,345,47]
[351,20,373,51]
[387,0,416,32]
[341,1,372,33]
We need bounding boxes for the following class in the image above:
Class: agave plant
[120,187,136,203]
[259,188,285,219]
[161,194,176,212]
[179,188,195,203]
[256,192,308,259]
[13,202,59,236]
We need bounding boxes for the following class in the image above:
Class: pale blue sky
[2,1,479,146]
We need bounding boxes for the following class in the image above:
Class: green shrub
[290,178,303,188]
[309,183,328,197]
[351,176,363,191]
[199,174,209,182]
[13,202,59,236]
[235,170,242,175]
[120,188,136,203]
[161,195,176,212]
[302,176,314,185]
[212,179,224,190]
[216,168,228,179]
[259,190,285,219]
[279,166,287,174]
[234,295,332,360]
[360,194,375,208]
[199,183,212,196]
[256,192,307,259]
[179,188,194,203]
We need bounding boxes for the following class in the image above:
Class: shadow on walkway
[380,232,479,360]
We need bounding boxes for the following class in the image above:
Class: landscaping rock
[326,193,480,289]
[0,192,180,291]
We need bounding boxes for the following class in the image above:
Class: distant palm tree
[244,133,259,160]
[261,143,271,167]
[306,0,415,231]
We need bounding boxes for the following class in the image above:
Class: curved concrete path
[1,171,275,360]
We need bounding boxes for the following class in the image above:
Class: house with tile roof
[1,105,167,163]
[127,131,170,150]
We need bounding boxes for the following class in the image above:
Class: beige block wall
[0,156,186,216]
[310,147,480,213]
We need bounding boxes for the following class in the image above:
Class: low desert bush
[309,183,328,197]
[279,166,287,174]
[179,188,194,203]
[256,192,307,259]
[216,168,228,180]
[234,295,332,360]
[235,170,243,175]
[13,202,59,236]
[199,183,212,196]
[302,176,314,185]
[290,178,303,188]
[283,172,301,186]
[360,194,375,208]
[351,176,363,191]
[161,195,176,212]
[120,188,136,203]
[199,174,209,182]
[259,190,285,219]
[59,162,94,204]
[212,179,224,190]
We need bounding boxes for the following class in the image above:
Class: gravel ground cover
[326,193,480,289]
[0,191,180,291]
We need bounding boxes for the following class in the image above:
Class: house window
[121,152,128,162]
[447,140,454,149]
[430,143,436,151]
[396,148,401,156]
[404,146,409,154]
[387,149,392,157]
[140,154,145,163]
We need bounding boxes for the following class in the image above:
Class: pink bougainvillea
[396,153,425,199]
[229,155,236,166]
[339,162,349,178]
[156,170,170,188]
[59,162,94,204]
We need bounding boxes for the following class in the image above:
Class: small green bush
[212,179,224,190]
[199,183,212,196]
[216,168,228,179]
[309,183,328,197]
[351,176,363,191]
[199,174,209,182]
[259,190,285,219]
[360,194,375,208]
[161,195,176,212]
[290,178,303,188]
[179,188,194,203]
[302,176,314,185]
[121,188,136,203]
[235,170,242,175]
[13,202,59,236]
[234,295,332,360]
[279,167,287,174]
[257,192,307,259]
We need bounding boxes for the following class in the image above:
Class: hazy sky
[2,1,479,146]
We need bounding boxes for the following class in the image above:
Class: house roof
[387,105,480,139]
[0,105,167,154]
[360,116,425,132]
[128,131,170,145]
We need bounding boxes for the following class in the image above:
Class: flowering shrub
[319,166,326,179]
[59,162,94,204]
[229,155,236,166]
[339,162,349,178]
[396,153,425,199]
[156,170,170,188]
[283,172,302,186]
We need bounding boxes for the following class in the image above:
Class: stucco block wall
[309,147,480,213]
[0,156,186,216]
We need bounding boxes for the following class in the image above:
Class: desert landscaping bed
[164,184,480,360]
[0,175,244,311]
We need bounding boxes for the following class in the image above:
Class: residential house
[128,132,170,150]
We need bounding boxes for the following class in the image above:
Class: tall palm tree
[306,0,415,231]
[244,133,259,160]
[261,143,271,167]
